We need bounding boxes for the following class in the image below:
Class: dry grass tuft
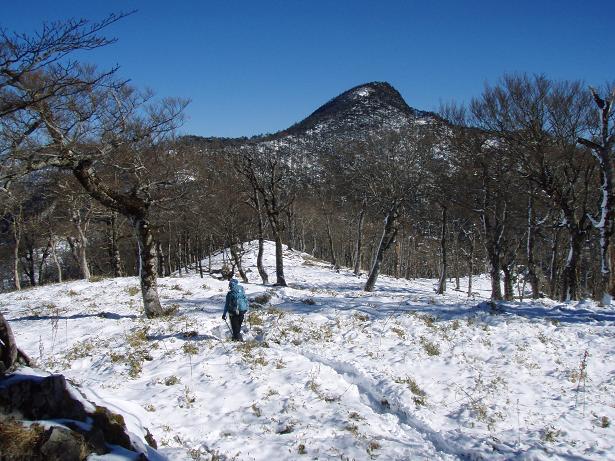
[0,418,45,458]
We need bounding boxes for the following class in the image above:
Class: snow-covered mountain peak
[180,81,443,151]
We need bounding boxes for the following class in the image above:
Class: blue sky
[4,1,614,137]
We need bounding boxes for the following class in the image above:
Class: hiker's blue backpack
[227,280,248,315]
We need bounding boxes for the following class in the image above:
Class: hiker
[222,278,249,341]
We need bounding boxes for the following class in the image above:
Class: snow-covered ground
[2,241,614,460]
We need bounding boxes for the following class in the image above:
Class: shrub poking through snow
[237,340,269,367]
[127,327,148,348]
[353,312,369,322]
[420,336,441,356]
[248,310,264,327]
[575,349,590,412]
[162,304,180,317]
[88,275,106,282]
[367,440,381,456]
[541,425,561,442]
[253,292,272,305]
[64,338,99,363]
[276,422,294,434]
[391,325,406,339]
[251,403,262,417]
[164,375,181,386]
[395,376,427,406]
[266,306,285,318]
[126,286,140,296]
[346,423,359,436]
[182,342,199,355]
[418,313,437,327]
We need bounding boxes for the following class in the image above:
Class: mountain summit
[183,81,440,149]
[286,81,435,137]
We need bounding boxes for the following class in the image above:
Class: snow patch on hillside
[355,87,373,97]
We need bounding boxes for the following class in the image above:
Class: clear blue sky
[4,1,614,137]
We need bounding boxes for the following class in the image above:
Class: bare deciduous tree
[1,14,188,317]
[577,86,615,305]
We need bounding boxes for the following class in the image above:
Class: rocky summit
[182,81,441,151]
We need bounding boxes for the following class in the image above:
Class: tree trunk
[560,229,584,302]
[354,202,366,276]
[11,211,22,291]
[578,92,615,305]
[24,241,36,286]
[597,162,614,304]
[526,193,540,299]
[184,234,191,273]
[254,195,269,284]
[166,223,173,276]
[503,265,515,301]
[72,158,165,317]
[70,209,91,279]
[467,235,475,297]
[299,218,306,252]
[50,235,63,283]
[364,204,400,292]
[274,233,287,286]
[230,242,248,283]
[208,234,212,273]
[177,237,183,276]
[156,241,165,277]
[549,228,560,299]
[132,217,164,318]
[197,238,204,278]
[437,206,447,294]
[454,232,460,290]
[488,249,503,301]
[257,237,268,284]
[325,213,338,269]
[38,239,52,285]
[108,212,123,277]
[286,205,295,252]
[0,313,17,374]
[394,238,401,278]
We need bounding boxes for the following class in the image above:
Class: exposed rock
[144,428,158,449]
[91,404,132,449]
[0,371,160,460]
[0,374,87,421]
[40,426,89,461]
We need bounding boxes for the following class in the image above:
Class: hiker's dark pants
[230,313,244,340]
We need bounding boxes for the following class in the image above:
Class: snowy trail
[294,348,464,460]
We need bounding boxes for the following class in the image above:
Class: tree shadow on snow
[272,293,615,326]
[147,331,221,342]
[9,311,138,322]
[163,297,225,314]
[491,301,615,325]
